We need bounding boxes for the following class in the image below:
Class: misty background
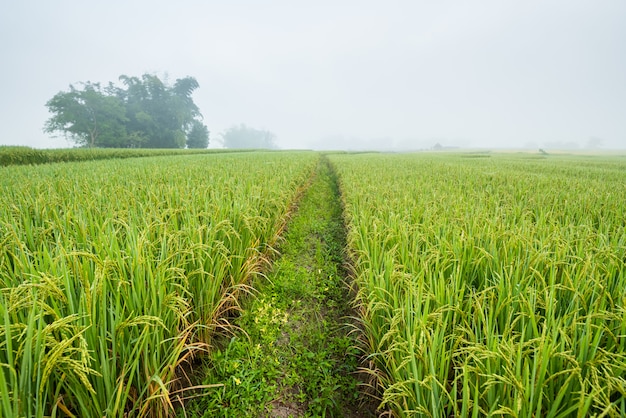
[1,1,625,151]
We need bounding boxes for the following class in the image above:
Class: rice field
[329,152,626,417]
[0,151,317,417]
[0,146,233,167]
[2,150,626,417]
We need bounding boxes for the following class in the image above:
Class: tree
[221,124,277,149]
[116,74,201,148]
[44,82,128,147]
[44,73,205,148]
[186,120,209,148]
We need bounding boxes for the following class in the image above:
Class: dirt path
[179,156,378,417]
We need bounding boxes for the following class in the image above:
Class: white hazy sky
[1,1,625,150]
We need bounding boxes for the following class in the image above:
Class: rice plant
[329,153,626,417]
[0,151,317,417]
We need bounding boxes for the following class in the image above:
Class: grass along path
[178,156,377,417]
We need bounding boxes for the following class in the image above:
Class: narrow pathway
[180,156,377,417]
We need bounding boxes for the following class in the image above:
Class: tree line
[45,74,209,148]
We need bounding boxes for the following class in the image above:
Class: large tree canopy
[221,124,277,149]
[44,74,209,148]
[44,82,128,148]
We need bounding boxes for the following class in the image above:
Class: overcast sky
[1,1,625,150]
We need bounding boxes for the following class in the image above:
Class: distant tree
[44,82,128,147]
[45,73,205,148]
[186,120,210,148]
[221,124,277,149]
[116,74,201,148]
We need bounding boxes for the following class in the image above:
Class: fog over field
[1,1,625,150]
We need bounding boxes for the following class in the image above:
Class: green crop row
[0,146,253,167]
[0,151,317,417]
[329,153,626,417]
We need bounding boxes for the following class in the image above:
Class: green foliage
[44,82,128,147]
[182,157,365,417]
[44,73,208,148]
[329,152,626,417]
[0,152,317,417]
[0,146,231,167]
[0,146,47,165]
[186,120,210,149]
[221,124,277,149]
